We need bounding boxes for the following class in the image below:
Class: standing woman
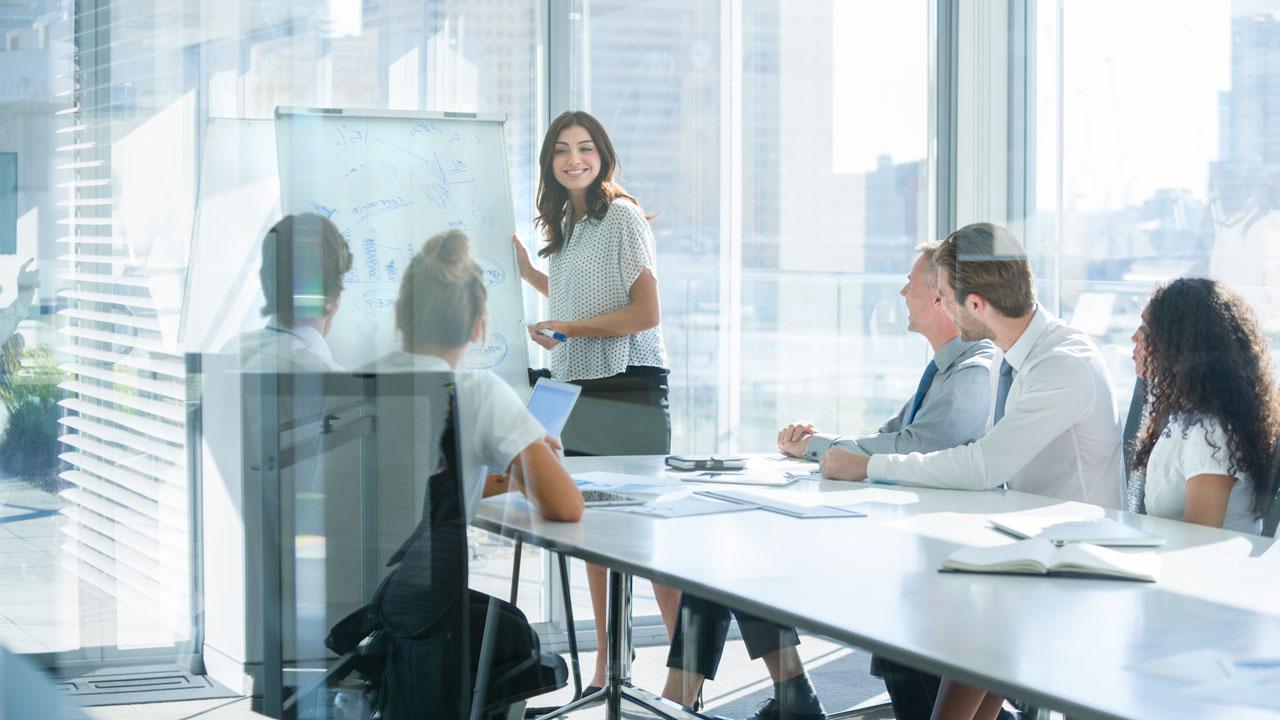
[513,110,680,692]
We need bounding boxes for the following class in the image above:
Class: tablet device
[526,377,582,437]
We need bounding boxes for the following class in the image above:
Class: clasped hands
[776,421,870,482]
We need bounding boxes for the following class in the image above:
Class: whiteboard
[274,108,529,389]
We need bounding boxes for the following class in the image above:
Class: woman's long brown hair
[534,111,643,258]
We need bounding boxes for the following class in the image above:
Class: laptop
[525,378,642,507]
[990,517,1165,547]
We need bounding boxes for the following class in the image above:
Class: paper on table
[1130,649,1234,683]
[890,512,1010,547]
[1130,649,1280,684]
[694,489,865,519]
[1131,648,1280,710]
[1157,544,1280,616]
[991,500,1106,521]
[807,487,919,507]
[1179,666,1280,711]
[573,470,678,495]
[694,486,915,509]
[989,517,1164,546]
[600,496,756,519]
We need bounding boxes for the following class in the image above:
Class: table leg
[605,568,633,720]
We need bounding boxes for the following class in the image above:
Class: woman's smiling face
[552,124,599,193]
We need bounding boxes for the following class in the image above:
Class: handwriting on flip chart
[278,111,526,385]
[462,333,509,370]
[318,121,507,317]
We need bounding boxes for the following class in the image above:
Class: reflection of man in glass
[236,213,354,371]
[1210,170,1280,333]
[0,259,38,350]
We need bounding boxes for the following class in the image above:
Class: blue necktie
[993,359,1014,425]
[904,360,939,426]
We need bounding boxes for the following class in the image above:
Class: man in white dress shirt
[235,213,353,372]
[820,222,1124,509]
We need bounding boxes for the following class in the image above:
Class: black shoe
[743,697,826,720]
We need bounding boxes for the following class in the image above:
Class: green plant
[0,347,66,487]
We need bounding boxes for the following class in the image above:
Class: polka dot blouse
[547,198,670,381]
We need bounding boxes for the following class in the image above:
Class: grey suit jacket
[804,337,996,459]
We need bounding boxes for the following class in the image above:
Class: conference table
[472,454,1280,720]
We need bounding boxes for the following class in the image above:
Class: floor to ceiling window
[1033,0,1280,393]
[571,0,935,453]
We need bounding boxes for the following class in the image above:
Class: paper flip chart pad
[274,108,529,389]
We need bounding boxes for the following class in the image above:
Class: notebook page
[941,538,1059,574]
[1052,542,1161,582]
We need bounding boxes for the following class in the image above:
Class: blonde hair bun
[396,229,487,350]
[418,229,472,278]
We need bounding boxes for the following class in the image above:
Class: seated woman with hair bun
[370,228,583,523]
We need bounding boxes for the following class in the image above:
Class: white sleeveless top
[546,198,669,381]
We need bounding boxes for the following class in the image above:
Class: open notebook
[940,538,1161,582]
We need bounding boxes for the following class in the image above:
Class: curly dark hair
[1131,278,1280,517]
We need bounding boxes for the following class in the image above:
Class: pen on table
[1234,658,1280,671]
[529,324,568,342]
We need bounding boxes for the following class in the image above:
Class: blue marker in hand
[530,324,567,342]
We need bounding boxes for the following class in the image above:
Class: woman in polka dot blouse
[514,110,679,693]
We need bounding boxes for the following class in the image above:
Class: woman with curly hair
[1130,277,1280,532]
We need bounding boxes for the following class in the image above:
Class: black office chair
[1122,378,1150,512]
[1262,446,1280,539]
[280,372,566,719]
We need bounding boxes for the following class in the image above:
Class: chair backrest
[1122,377,1149,513]
[1263,448,1280,539]
[355,371,472,720]
[372,371,468,638]
[235,368,468,719]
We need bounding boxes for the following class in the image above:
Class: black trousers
[665,594,800,681]
[875,656,942,720]
[875,656,1015,720]
[559,365,672,456]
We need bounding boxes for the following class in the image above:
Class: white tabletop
[473,454,1280,720]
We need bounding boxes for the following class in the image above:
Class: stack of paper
[694,489,866,519]
[602,495,755,519]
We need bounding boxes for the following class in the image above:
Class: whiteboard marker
[529,324,567,342]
